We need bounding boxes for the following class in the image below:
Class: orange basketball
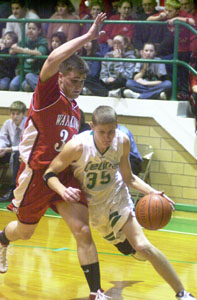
[135,193,172,230]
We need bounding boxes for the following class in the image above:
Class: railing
[0,18,196,99]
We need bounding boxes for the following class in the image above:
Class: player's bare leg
[0,221,38,273]
[56,201,106,299]
[122,214,196,299]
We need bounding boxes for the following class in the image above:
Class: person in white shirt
[4,0,40,42]
[0,101,26,202]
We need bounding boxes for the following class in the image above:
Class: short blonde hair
[165,0,181,9]
[10,101,26,113]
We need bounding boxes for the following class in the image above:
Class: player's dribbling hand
[151,190,175,211]
[62,187,81,203]
[88,12,107,40]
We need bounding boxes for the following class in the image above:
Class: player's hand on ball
[151,190,175,211]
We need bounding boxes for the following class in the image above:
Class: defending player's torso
[19,74,80,169]
[72,129,127,205]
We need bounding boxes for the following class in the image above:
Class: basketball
[135,193,172,230]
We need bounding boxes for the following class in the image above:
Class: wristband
[43,172,57,187]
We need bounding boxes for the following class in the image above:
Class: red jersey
[19,73,80,170]
[98,14,134,44]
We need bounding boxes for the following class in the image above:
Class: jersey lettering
[54,129,69,152]
[86,171,111,189]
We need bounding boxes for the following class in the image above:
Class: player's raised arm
[40,12,107,82]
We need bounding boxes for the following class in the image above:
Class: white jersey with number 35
[72,129,130,205]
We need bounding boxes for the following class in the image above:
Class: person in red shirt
[0,12,109,300]
[98,0,135,55]
[147,0,195,100]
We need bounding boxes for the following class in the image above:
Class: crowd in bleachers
[0,0,196,103]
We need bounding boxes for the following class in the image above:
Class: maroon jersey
[19,73,80,170]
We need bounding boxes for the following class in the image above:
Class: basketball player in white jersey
[44,105,196,300]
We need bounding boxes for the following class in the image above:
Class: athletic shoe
[176,290,196,300]
[160,91,167,100]
[0,238,8,273]
[89,289,111,300]
[7,201,18,213]
[108,88,121,98]
[123,89,140,99]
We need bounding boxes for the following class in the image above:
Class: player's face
[10,111,24,126]
[59,70,86,99]
[91,122,117,153]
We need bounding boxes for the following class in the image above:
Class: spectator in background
[100,34,135,97]
[0,101,26,203]
[83,34,135,97]
[147,0,195,100]
[0,31,18,90]
[9,22,48,92]
[132,0,174,58]
[124,42,172,100]
[79,0,115,19]
[98,0,135,55]
[118,124,143,175]
[48,31,67,53]
[79,39,102,95]
[46,0,80,46]
[4,0,40,42]
[80,0,105,36]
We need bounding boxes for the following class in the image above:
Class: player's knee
[114,239,136,255]
[134,243,154,258]
[73,223,92,244]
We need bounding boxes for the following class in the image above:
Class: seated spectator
[118,124,143,175]
[48,31,67,53]
[98,0,135,55]
[0,31,18,90]
[147,0,195,100]
[0,101,27,203]
[9,22,48,92]
[46,0,80,45]
[84,34,135,97]
[4,0,40,42]
[124,42,172,100]
[79,39,102,95]
[132,0,174,58]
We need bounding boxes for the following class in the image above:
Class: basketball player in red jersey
[0,12,108,300]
